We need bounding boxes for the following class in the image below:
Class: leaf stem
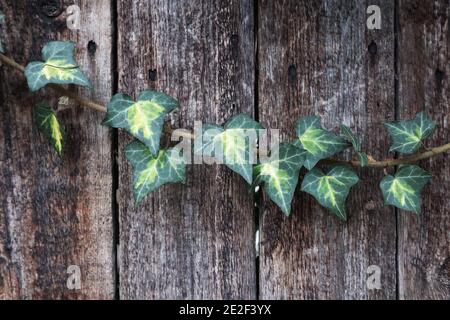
[0,52,25,72]
[1,53,449,168]
[320,143,450,168]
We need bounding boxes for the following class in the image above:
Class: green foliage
[252,143,306,215]
[102,90,179,156]
[380,165,431,214]
[24,41,92,92]
[8,39,445,220]
[194,114,262,184]
[340,124,368,167]
[294,116,349,169]
[125,140,186,205]
[384,111,435,154]
[34,104,65,155]
[301,165,359,220]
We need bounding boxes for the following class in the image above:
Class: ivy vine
[1,39,449,220]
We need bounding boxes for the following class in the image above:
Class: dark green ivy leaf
[194,114,262,184]
[34,104,65,155]
[24,41,92,92]
[301,165,359,221]
[252,143,306,215]
[125,140,186,205]
[380,165,431,214]
[384,111,436,154]
[294,116,349,170]
[340,124,368,167]
[102,90,179,156]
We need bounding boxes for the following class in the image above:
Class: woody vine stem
[1,52,449,168]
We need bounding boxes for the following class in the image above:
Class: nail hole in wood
[435,68,445,82]
[87,41,97,55]
[41,0,63,17]
[149,69,157,82]
[288,64,297,83]
[368,41,377,55]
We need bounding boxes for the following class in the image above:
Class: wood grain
[397,0,450,300]
[258,0,397,299]
[116,0,257,299]
[0,0,114,299]
[0,0,448,300]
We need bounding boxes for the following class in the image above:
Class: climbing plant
[1,40,449,221]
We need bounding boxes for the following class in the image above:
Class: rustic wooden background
[0,0,448,300]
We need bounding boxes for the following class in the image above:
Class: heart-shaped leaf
[340,124,368,167]
[252,143,306,215]
[34,104,65,155]
[384,111,435,154]
[380,165,431,213]
[294,116,348,170]
[301,165,359,220]
[102,90,179,156]
[194,114,262,184]
[24,41,92,92]
[125,140,186,205]
[0,11,5,53]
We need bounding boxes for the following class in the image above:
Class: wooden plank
[397,0,450,300]
[258,0,397,299]
[0,1,114,299]
[117,0,256,299]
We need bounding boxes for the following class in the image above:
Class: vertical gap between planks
[393,0,400,300]
[253,0,261,300]
[111,0,120,300]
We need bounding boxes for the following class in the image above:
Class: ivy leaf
[294,116,349,170]
[125,140,186,205]
[340,124,369,167]
[252,143,306,215]
[380,165,431,214]
[301,165,359,221]
[340,124,361,151]
[0,11,5,53]
[34,104,65,155]
[194,114,262,184]
[384,111,436,154]
[102,90,179,156]
[24,41,92,92]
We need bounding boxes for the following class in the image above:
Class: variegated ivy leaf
[252,143,306,215]
[34,104,65,155]
[24,41,92,92]
[301,165,359,221]
[0,11,5,53]
[194,114,262,184]
[380,165,431,214]
[125,140,186,205]
[102,90,179,156]
[294,116,349,170]
[384,111,435,154]
[340,124,368,167]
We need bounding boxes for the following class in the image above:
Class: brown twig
[2,53,449,168]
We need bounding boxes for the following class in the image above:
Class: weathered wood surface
[397,0,450,299]
[116,0,257,299]
[0,1,114,299]
[258,0,397,299]
[0,0,449,300]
